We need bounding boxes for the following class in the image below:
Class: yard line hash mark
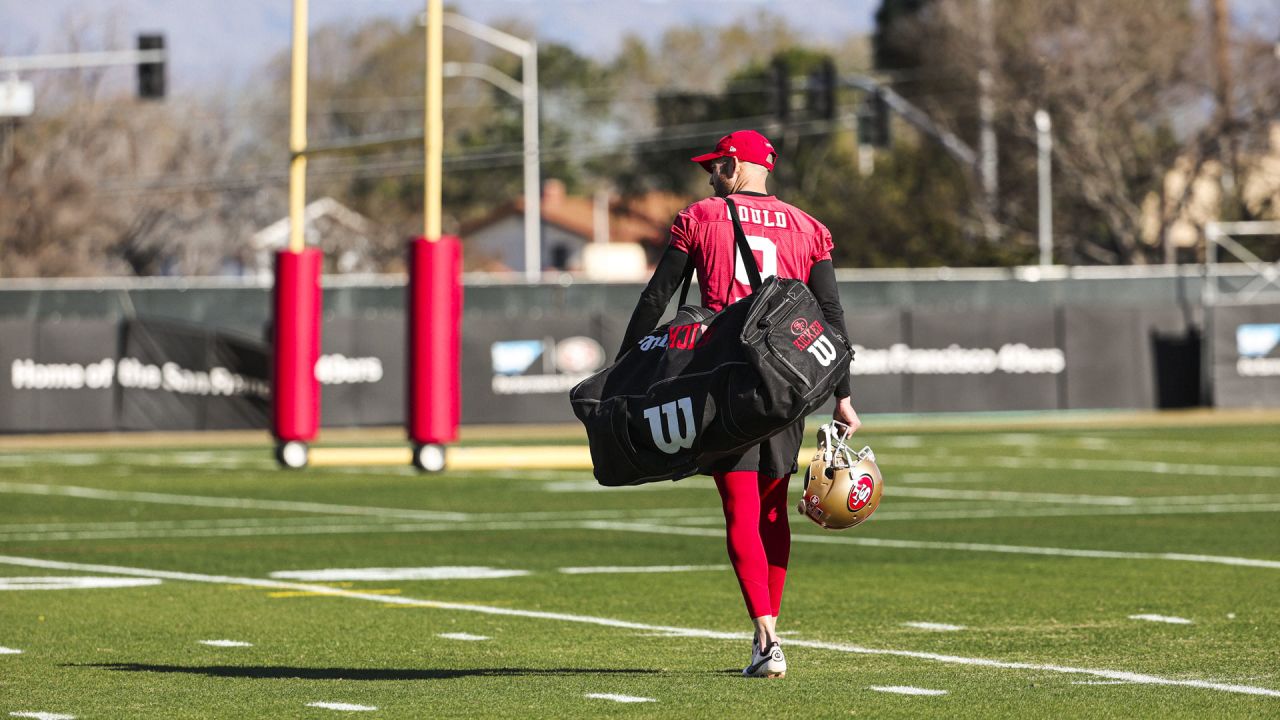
[903,622,965,631]
[1129,614,1193,625]
[0,555,1275,699]
[437,633,489,641]
[869,686,949,696]
[584,693,655,703]
[198,640,253,647]
[306,702,377,712]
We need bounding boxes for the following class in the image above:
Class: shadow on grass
[74,664,666,681]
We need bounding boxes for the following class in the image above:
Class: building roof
[460,180,690,249]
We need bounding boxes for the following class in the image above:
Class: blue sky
[0,0,880,92]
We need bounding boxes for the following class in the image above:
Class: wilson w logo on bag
[643,397,697,454]
[569,198,853,487]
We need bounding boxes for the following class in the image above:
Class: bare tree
[879,0,1280,264]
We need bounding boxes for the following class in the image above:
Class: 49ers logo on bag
[848,474,875,511]
[791,318,838,367]
[791,319,824,349]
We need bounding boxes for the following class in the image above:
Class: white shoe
[743,640,786,678]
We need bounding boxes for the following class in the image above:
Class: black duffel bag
[570,197,853,486]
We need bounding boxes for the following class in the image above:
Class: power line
[91,114,844,197]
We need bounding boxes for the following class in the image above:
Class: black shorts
[704,419,805,478]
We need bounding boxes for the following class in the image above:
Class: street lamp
[428,12,541,282]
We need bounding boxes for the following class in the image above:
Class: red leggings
[714,471,791,619]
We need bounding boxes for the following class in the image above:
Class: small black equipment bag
[569,197,853,486]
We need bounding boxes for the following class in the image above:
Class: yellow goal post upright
[273,0,460,472]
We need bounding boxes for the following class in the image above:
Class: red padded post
[407,236,461,445]
[272,248,323,442]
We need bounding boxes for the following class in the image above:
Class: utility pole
[1210,0,1237,193]
[977,0,999,241]
[1035,110,1053,266]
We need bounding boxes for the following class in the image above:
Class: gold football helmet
[797,422,883,530]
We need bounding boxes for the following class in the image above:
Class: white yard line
[9,713,76,720]
[867,502,1280,522]
[894,472,994,485]
[891,455,1280,478]
[2,484,1277,574]
[579,521,1280,571]
[0,482,469,521]
[0,577,161,591]
[271,567,529,581]
[0,483,714,530]
[0,646,23,654]
[0,554,1275,699]
[8,499,1280,544]
[0,521,583,543]
[541,480,707,493]
[889,489,1280,506]
[1129,614,1194,625]
[198,639,253,647]
[558,565,729,575]
[0,516,385,533]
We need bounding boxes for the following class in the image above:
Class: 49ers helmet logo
[848,474,875,511]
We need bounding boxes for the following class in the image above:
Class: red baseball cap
[691,130,778,172]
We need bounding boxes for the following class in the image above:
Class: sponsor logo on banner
[315,354,383,385]
[850,343,1065,375]
[490,336,606,395]
[10,358,116,390]
[11,357,269,398]
[1235,323,1280,377]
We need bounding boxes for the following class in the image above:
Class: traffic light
[137,34,165,100]
[769,58,790,122]
[807,59,837,120]
[858,89,891,147]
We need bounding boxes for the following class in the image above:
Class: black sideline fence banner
[1211,304,1280,408]
[119,318,269,431]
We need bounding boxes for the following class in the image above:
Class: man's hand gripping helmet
[797,422,884,530]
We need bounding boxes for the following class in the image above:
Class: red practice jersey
[669,192,834,312]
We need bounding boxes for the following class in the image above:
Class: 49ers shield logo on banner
[848,474,875,511]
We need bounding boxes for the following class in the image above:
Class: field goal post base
[412,443,447,472]
[275,440,310,469]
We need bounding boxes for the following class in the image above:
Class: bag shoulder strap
[677,250,696,307]
[677,195,764,306]
[723,196,763,291]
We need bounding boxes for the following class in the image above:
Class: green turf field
[2,417,1279,718]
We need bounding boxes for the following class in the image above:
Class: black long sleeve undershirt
[808,259,852,399]
[617,250,852,400]
[618,245,689,360]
